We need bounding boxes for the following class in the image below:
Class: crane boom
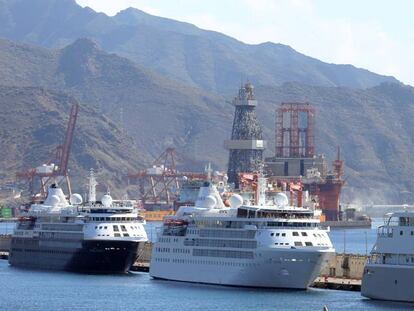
[59,103,79,175]
[15,102,79,198]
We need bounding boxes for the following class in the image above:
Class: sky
[76,0,414,86]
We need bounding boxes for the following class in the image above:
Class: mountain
[0,0,398,94]
[0,37,231,168]
[0,85,147,196]
[0,1,413,203]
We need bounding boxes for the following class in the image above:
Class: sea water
[0,260,411,311]
[0,219,413,310]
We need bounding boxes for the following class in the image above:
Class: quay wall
[320,253,366,280]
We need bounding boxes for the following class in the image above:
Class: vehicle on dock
[8,172,148,273]
[362,211,414,302]
[150,175,335,289]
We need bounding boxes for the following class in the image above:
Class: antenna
[205,163,213,180]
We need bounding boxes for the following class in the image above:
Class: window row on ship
[88,216,137,222]
[94,224,142,238]
[11,248,73,255]
[39,232,83,240]
[183,238,257,249]
[155,248,253,259]
[155,247,190,254]
[41,224,83,232]
[191,220,318,229]
[370,253,414,266]
[155,258,261,266]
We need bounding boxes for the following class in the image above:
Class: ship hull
[9,239,142,273]
[362,264,414,302]
[150,248,332,289]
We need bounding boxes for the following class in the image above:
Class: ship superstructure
[362,212,414,302]
[9,173,148,273]
[150,177,334,289]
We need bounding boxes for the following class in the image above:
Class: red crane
[127,147,207,205]
[16,103,79,199]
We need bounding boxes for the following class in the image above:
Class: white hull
[362,264,414,302]
[150,249,332,289]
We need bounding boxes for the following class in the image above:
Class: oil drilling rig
[265,102,344,221]
[16,103,79,200]
[225,83,266,187]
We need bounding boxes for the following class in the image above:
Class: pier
[312,277,361,291]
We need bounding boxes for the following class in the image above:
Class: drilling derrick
[275,103,315,158]
[225,83,266,187]
[267,102,344,221]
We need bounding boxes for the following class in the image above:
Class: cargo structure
[225,83,266,187]
[265,103,344,221]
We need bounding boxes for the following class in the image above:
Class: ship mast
[88,169,97,203]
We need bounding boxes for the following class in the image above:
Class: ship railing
[377,225,393,237]
[367,254,379,264]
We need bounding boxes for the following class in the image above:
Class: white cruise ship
[150,177,335,289]
[9,174,148,273]
[362,212,414,302]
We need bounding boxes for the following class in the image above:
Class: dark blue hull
[9,238,141,273]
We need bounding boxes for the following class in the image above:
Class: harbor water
[2,218,413,310]
[0,259,412,311]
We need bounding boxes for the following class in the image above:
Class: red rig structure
[266,103,344,221]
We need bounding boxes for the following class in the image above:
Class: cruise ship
[150,177,335,289]
[362,212,414,302]
[9,174,148,273]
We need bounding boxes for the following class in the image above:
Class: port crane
[16,102,79,199]
[127,147,208,205]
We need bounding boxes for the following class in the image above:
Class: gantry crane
[127,147,207,204]
[16,102,79,199]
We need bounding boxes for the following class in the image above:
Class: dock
[312,276,361,291]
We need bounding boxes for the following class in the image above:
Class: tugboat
[8,171,148,273]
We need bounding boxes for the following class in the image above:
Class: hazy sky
[76,0,414,86]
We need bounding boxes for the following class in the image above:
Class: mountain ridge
[0,0,399,94]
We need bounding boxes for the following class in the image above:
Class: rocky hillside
[0,38,230,167]
[0,86,147,196]
[0,0,398,94]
